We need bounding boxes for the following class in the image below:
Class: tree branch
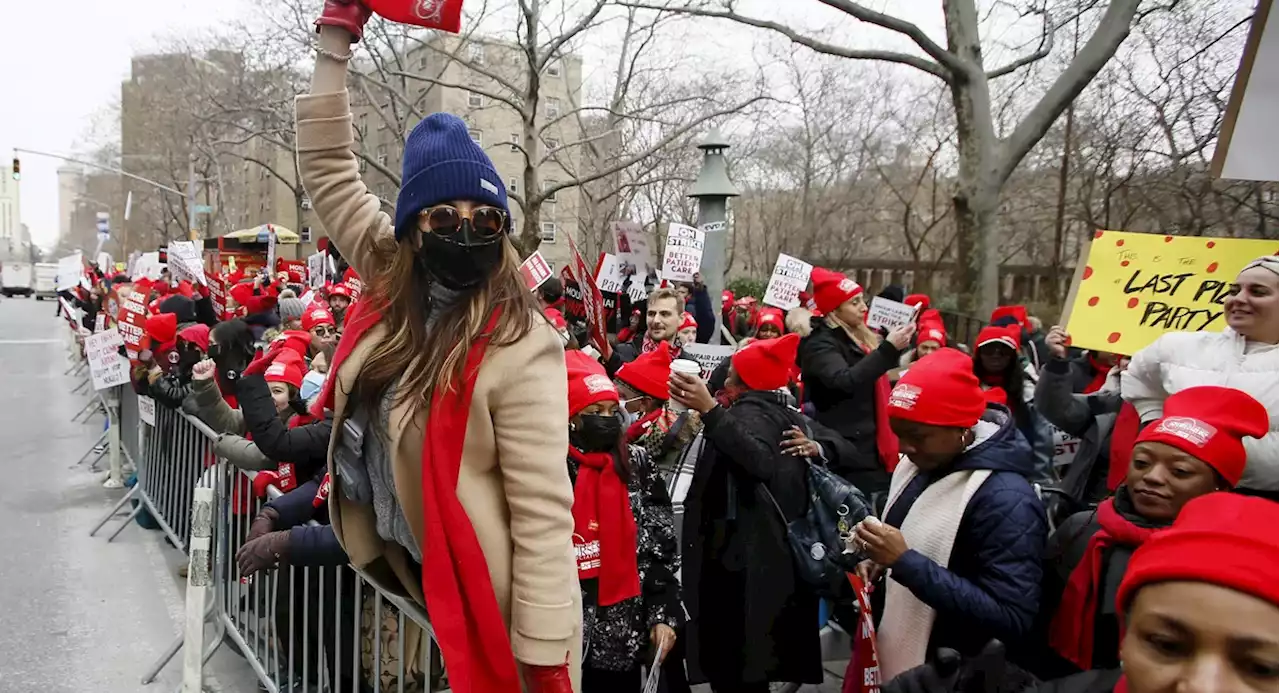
[816,0,971,74]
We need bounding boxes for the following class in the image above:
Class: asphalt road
[0,296,254,692]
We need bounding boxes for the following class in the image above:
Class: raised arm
[296,21,395,282]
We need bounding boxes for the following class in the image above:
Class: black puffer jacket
[236,373,333,479]
[795,314,903,496]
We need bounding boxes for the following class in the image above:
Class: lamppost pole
[688,129,739,345]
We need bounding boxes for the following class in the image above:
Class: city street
[0,297,252,692]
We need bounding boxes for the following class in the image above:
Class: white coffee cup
[669,359,703,413]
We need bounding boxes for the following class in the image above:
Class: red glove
[521,665,573,693]
[252,471,281,499]
[242,340,285,377]
[315,0,373,43]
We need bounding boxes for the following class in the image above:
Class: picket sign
[85,328,131,391]
[568,236,610,354]
[679,343,736,380]
[56,253,83,291]
[138,396,157,427]
[660,224,705,282]
[307,252,327,289]
[134,251,164,280]
[613,220,654,279]
[595,253,626,294]
[1050,423,1082,471]
[167,241,207,286]
[117,293,148,362]
[519,252,554,291]
[763,253,813,310]
[266,228,277,274]
[627,281,649,303]
[866,297,918,332]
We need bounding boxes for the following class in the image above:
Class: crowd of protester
[53,13,1278,693]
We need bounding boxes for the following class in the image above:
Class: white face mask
[620,398,642,427]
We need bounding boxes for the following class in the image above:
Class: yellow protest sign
[1064,230,1276,355]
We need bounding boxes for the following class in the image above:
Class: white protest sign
[627,281,649,303]
[266,227,277,273]
[94,313,106,334]
[307,252,327,289]
[660,224,705,283]
[133,252,164,280]
[56,253,82,291]
[167,241,207,286]
[84,328,130,390]
[1050,424,1082,471]
[595,253,626,294]
[613,221,653,279]
[138,396,157,427]
[762,254,813,310]
[519,251,554,291]
[679,343,736,381]
[866,297,918,332]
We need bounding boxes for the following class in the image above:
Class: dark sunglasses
[311,326,337,338]
[421,205,508,239]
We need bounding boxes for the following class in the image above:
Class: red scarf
[625,408,665,444]
[314,297,520,693]
[1107,404,1141,491]
[1048,496,1159,669]
[1083,356,1111,394]
[568,447,640,606]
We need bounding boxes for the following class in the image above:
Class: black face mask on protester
[417,219,504,291]
[570,413,624,454]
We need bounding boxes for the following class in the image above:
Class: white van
[1,261,34,298]
[33,263,58,300]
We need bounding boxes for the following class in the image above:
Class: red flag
[568,236,609,355]
[366,0,465,33]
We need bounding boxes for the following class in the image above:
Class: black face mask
[570,413,623,453]
[177,344,203,373]
[417,219,504,290]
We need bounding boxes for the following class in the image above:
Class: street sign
[194,204,214,215]
[95,212,110,235]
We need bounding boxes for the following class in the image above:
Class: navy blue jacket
[267,476,348,567]
[878,406,1048,657]
[686,285,717,344]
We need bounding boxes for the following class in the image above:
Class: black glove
[954,640,1036,693]
[236,530,290,576]
[245,506,279,544]
[883,649,961,693]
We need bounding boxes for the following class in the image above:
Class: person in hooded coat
[854,348,1047,681]
[1032,386,1270,680]
[150,323,210,410]
[669,333,821,692]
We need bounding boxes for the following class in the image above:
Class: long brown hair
[353,233,538,418]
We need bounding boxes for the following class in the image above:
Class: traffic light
[10,157,18,181]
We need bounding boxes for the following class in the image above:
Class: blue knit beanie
[394,113,508,240]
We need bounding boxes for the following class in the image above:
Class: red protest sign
[560,265,585,320]
[117,293,149,364]
[366,0,465,33]
[206,274,232,321]
[519,251,554,291]
[568,236,609,354]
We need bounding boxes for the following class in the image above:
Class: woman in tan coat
[297,5,580,692]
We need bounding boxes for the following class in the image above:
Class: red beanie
[326,283,353,299]
[566,350,618,416]
[1118,493,1278,613]
[1133,386,1270,487]
[177,324,211,352]
[904,294,930,310]
[811,267,863,316]
[733,333,800,391]
[176,280,195,299]
[990,305,1029,332]
[147,299,161,315]
[544,308,568,332]
[889,348,987,428]
[287,270,303,285]
[982,386,1009,407]
[976,325,1020,351]
[679,312,697,332]
[301,304,336,331]
[146,312,178,345]
[616,345,673,400]
[722,290,734,311]
[264,350,306,390]
[754,308,785,334]
[916,320,947,347]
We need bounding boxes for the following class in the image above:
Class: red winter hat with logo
[1133,385,1270,487]
[811,267,863,316]
[566,350,619,416]
[145,312,178,345]
[1118,493,1278,613]
[264,350,306,390]
[177,323,211,352]
[976,325,1020,351]
[916,317,948,347]
[754,308,785,334]
[679,312,697,332]
[615,344,673,400]
[733,333,800,392]
[327,282,353,299]
[904,294,930,310]
[888,348,988,428]
[990,305,1029,332]
[302,305,336,331]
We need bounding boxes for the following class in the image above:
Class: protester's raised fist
[191,359,216,382]
[1046,325,1071,360]
[315,0,373,43]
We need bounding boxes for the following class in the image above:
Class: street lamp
[688,128,739,345]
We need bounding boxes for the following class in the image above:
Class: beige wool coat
[296,89,582,682]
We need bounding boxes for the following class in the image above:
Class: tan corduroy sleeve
[295,90,394,282]
[489,321,580,666]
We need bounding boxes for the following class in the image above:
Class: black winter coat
[268,477,348,567]
[797,319,904,496]
[150,372,193,410]
[236,373,333,480]
[682,390,821,688]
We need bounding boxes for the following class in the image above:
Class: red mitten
[315,0,374,42]
[521,665,573,693]
[252,471,281,499]
[366,0,464,33]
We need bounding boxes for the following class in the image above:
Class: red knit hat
[145,312,178,345]
[544,307,568,332]
[722,290,734,311]
[615,345,673,400]
[755,308,785,334]
[982,386,1008,407]
[1133,386,1270,487]
[327,283,353,299]
[1118,493,1279,613]
[177,323,211,352]
[976,325,1020,351]
[733,333,800,391]
[566,350,619,416]
[287,270,303,285]
[811,267,863,316]
[176,280,195,299]
[904,294,930,310]
[302,305,336,331]
[679,312,697,332]
[990,305,1029,332]
[264,350,306,389]
[888,348,988,428]
[916,319,947,347]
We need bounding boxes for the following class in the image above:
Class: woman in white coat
[1122,255,1278,498]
